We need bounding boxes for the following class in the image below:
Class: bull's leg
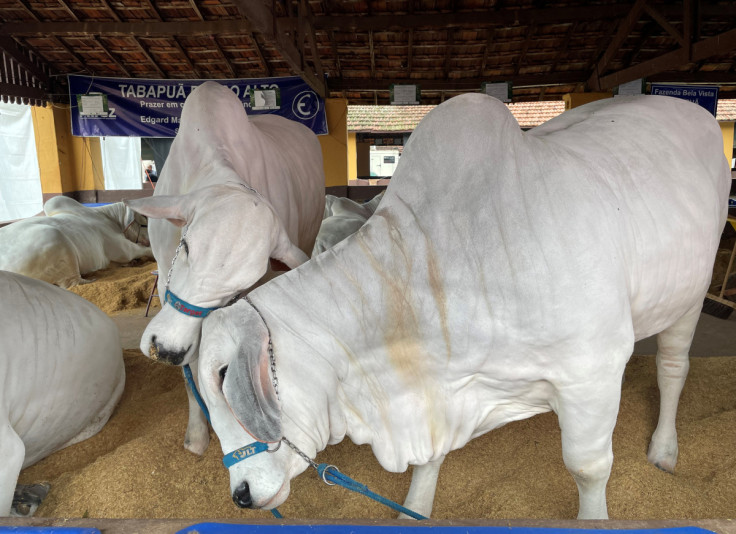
[647,305,699,473]
[0,417,25,517]
[273,243,309,270]
[399,456,445,519]
[556,376,624,520]
[183,361,210,455]
[271,223,310,269]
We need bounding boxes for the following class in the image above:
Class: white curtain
[0,102,43,222]
[101,136,142,190]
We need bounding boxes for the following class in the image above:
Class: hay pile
[68,260,159,314]
[17,264,736,521]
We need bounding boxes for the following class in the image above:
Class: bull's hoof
[184,434,210,456]
[647,441,677,474]
[11,483,51,517]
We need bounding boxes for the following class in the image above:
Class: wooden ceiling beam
[587,0,647,90]
[548,22,577,74]
[283,4,632,32]
[92,36,133,77]
[54,0,132,78]
[248,33,270,77]
[328,71,588,91]
[301,0,324,80]
[514,24,536,76]
[184,0,239,78]
[443,29,454,78]
[230,0,326,96]
[642,3,685,48]
[187,0,205,22]
[0,20,250,36]
[133,38,167,77]
[683,0,693,60]
[597,26,736,89]
[14,1,97,72]
[479,27,496,76]
[368,31,375,79]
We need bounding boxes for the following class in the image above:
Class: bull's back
[248,114,325,252]
[528,96,730,338]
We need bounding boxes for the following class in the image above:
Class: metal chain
[165,226,188,291]
[244,295,279,400]
[282,437,318,470]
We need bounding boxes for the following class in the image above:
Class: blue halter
[165,289,217,318]
[222,442,270,468]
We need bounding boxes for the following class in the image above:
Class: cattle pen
[1,261,734,533]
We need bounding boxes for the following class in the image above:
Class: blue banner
[650,84,719,116]
[68,75,327,137]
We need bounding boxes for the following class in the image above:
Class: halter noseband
[165,289,216,318]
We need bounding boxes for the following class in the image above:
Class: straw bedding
[17,261,736,520]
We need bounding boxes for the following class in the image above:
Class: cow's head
[125,183,276,366]
[198,300,311,510]
[122,206,150,247]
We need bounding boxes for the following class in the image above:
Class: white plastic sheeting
[100,136,142,190]
[0,102,43,223]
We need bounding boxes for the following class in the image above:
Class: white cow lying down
[196,94,730,519]
[0,196,151,289]
[125,81,325,456]
[0,271,125,517]
[312,192,384,255]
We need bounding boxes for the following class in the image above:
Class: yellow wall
[720,122,734,167]
[347,132,357,181]
[31,104,63,194]
[30,104,104,194]
[563,92,613,109]
[318,98,349,187]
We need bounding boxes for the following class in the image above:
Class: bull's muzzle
[148,335,190,366]
[232,482,253,508]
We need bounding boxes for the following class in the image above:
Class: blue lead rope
[183,364,210,423]
[182,364,281,519]
[317,464,427,520]
[183,365,425,520]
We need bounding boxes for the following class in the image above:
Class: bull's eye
[219,365,228,383]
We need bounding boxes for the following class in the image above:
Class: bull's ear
[222,303,281,443]
[124,195,189,228]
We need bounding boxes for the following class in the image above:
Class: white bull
[313,192,384,255]
[125,81,325,455]
[0,196,151,288]
[0,271,125,516]
[196,94,730,519]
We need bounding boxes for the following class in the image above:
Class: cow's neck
[94,202,125,229]
[249,209,458,473]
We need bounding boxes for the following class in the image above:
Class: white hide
[198,94,730,519]
[124,81,325,454]
[0,271,125,516]
[312,192,384,255]
[0,196,151,289]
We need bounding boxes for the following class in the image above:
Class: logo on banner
[76,93,116,119]
[292,90,320,120]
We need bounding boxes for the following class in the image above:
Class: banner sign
[650,84,719,116]
[68,75,327,137]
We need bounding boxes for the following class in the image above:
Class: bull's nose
[149,335,189,365]
[232,482,253,508]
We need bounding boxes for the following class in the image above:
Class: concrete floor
[113,306,735,356]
